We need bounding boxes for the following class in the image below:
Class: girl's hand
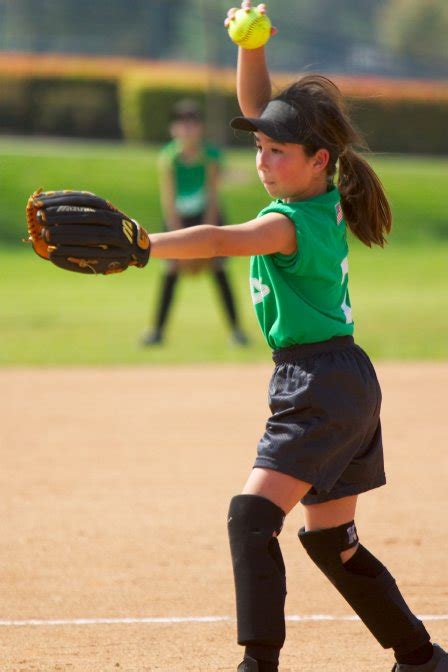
[224,2,277,38]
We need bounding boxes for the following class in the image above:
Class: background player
[140,99,248,346]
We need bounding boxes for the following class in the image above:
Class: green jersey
[159,140,222,217]
[250,186,354,349]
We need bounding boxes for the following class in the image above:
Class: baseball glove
[26,189,151,275]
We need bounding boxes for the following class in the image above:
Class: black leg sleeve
[299,523,430,655]
[228,495,286,650]
[212,268,238,328]
[153,272,178,333]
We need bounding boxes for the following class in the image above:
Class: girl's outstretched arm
[150,212,296,259]
[226,2,273,116]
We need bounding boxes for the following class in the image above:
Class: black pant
[152,265,239,334]
[152,212,241,335]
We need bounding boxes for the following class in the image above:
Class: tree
[0,0,179,57]
[377,0,448,66]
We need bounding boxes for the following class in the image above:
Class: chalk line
[0,615,447,627]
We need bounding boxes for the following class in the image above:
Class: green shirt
[159,140,222,217]
[250,187,354,349]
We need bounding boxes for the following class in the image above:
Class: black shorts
[164,212,226,269]
[255,336,386,505]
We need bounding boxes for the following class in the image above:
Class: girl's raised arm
[225,2,273,117]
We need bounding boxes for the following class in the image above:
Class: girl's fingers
[224,7,237,27]
[241,0,252,11]
[254,2,276,37]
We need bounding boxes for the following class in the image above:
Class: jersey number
[340,256,352,324]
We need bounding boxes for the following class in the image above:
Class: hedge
[119,78,242,145]
[1,59,448,153]
[120,79,448,153]
[0,75,120,139]
[348,97,448,154]
[119,79,206,143]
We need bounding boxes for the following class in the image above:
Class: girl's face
[170,119,203,148]
[254,132,329,201]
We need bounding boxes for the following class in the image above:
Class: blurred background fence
[1,0,448,153]
[1,0,447,77]
[2,54,448,154]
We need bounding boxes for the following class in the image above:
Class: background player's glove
[26,189,151,275]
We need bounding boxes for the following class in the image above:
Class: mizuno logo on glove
[122,219,134,244]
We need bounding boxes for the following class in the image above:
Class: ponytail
[338,148,392,247]
[277,77,393,247]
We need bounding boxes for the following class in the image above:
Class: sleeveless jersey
[158,140,222,217]
[250,187,354,349]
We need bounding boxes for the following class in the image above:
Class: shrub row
[0,75,121,138]
[119,78,241,145]
[1,69,448,153]
[120,79,448,153]
[349,97,448,154]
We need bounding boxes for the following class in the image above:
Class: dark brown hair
[276,75,392,247]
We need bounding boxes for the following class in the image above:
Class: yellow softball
[227,6,272,50]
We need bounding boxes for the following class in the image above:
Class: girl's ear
[312,148,330,173]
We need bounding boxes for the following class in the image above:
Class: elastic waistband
[273,336,355,364]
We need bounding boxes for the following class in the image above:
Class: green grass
[2,243,447,365]
[1,136,447,365]
[349,243,448,359]
[0,136,267,245]
[2,137,448,244]
[370,155,448,243]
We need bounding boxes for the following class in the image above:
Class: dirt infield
[1,363,447,672]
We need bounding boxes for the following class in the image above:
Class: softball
[227,6,272,50]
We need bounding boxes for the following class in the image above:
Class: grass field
[1,136,448,364]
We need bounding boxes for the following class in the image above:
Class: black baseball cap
[230,99,306,144]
